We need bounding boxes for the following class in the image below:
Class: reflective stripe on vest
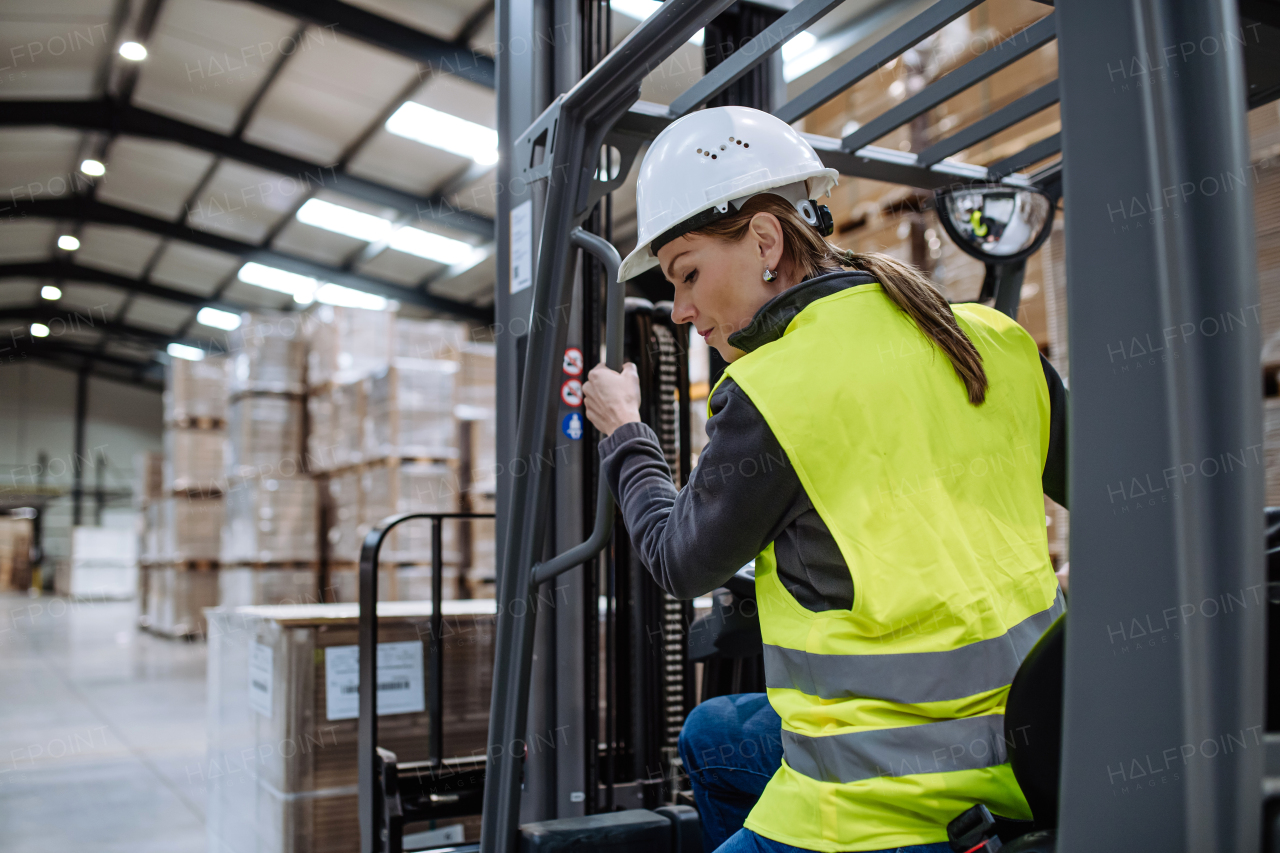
[763,590,1065,705]
[782,714,1009,784]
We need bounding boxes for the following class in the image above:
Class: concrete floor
[0,592,208,853]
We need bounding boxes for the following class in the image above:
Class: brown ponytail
[692,194,989,405]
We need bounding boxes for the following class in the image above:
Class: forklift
[355,0,1280,851]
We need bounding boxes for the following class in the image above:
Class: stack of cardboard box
[139,357,227,638]
[220,313,318,608]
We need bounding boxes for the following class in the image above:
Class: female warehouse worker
[581,106,1068,853]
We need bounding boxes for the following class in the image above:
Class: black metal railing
[357,511,495,853]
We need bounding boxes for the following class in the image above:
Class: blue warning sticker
[562,412,584,440]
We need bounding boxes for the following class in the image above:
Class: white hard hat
[618,106,840,281]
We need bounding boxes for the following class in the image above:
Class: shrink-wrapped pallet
[164,427,224,494]
[221,476,318,564]
[331,381,364,468]
[0,517,33,591]
[365,359,458,461]
[326,468,362,563]
[66,526,138,600]
[141,565,218,637]
[395,317,465,362]
[165,355,228,423]
[303,382,363,472]
[134,451,165,507]
[205,602,495,853]
[465,493,497,596]
[306,304,395,388]
[456,343,497,495]
[162,496,224,562]
[140,501,163,564]
[326,565,399,603]
[226,395,305,479]
[360,460,459,564]
[306,390,335,472]
[218,567,320,609]
[228,312,307,395]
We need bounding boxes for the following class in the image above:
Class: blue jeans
[677,693,952,853]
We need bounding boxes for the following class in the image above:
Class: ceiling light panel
[385,102,499,165]
[388,227,476,265]
[295,198,394,242]
[168,342,205,361]
[196,307,242,330]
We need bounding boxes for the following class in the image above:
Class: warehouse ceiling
[0,0,503,387]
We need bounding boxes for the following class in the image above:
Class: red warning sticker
[563,347,584,376]
[560,379,583,407]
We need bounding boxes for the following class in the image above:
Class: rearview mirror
[935,184,1055,264]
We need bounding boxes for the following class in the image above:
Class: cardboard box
[164,427,224,494]
[205,601,496,853]
[365,360,458,462]
[226,394,305,480]
[219,567,321,609]
[360,460,459,565]
[222,476,317,564]
[162,496,224,562]
[142,565,218,638]
[306,304,395,389]
[229,312,308,396]
[165,355,228,424]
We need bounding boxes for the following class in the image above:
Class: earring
[763,268,777,282]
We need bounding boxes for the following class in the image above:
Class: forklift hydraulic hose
[531,227,626,585]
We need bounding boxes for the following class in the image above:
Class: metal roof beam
[987,131,1061,179]
[0,260,248,313]
[613,101,1030,191]
[0,100,495,239]
[773,0,986,126]
[915,80,1059,167]
[0,305,204,348]
[244,0,495,89]
[840,13,1056,152]
[20,349,164,391]
[6,198,494,322]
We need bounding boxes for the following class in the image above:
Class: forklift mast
[466,0,1276,852]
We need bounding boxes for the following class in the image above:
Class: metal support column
[1055,1,1263,851]
[71,365,88,527]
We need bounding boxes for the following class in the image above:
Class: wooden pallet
[168,485,225,499]
[166,415,227,431]
[226,561,320,571]
[140,622,204,642]
[171,559,220,572]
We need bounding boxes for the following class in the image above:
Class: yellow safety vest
[717,283,1063,852]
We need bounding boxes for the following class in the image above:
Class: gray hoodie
[599,271,1068,610]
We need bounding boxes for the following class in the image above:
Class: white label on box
[510,199,533,294]
[248,641,274,718]
[324,641,426,722]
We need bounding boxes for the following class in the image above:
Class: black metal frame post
[480,0,736,842]
[357,510,496,853]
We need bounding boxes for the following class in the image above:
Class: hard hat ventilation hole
[697,148,703,154]
[743,142,749,148]
[720,145,726,150]
[711,154,717,159]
